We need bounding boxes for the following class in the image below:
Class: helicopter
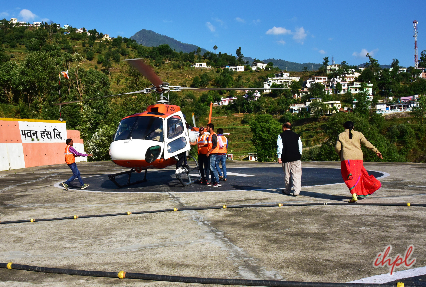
[57,58,289,188]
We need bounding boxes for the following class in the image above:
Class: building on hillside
[102,34,111,41]
[192,63,211,68]
[323,101,341,113]
[251,62,267,71]
[304,76,328,88]
[218,97,237,106]
[348,82,373,95]
[263,72,300,94]
[244,90,261,101]
[226,66,244,72]
[329,78,349,94]
[289,103,308,114]
[327,64,340,73]
[304,99,342,115]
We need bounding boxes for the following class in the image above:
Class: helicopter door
[163,112,190,160]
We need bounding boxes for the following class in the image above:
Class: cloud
[213,17,225,26]
[206,22,215,32]
[252,19,261,25]
[319,50,326,54]
[19,9,36,22]
[0,12,9,18]
[293,27,307,43]
[352,48,379,59]
[266,26,291,35]
[236,17,245,23]
[277,39,286,45]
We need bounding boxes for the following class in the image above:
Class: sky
[2,0,426,68]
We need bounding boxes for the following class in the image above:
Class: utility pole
[414,20,419,69]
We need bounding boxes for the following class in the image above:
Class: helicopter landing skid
[108,169,147,188]
[175,155,200,187]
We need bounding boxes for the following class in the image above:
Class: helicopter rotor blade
[125,58,163,88]
[54,89,150,106]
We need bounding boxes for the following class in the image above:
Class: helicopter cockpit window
[167,116,184,139]
[114,116,164,141]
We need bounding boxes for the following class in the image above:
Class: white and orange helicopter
[57,58,288,187]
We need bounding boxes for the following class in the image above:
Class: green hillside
[1,20,426,163]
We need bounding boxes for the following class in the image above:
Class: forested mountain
[130,29,209,54]
[130,29,324,71]
[263,58,322,72]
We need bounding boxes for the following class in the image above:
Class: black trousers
[198,153,210,181]
[176,152,188,168]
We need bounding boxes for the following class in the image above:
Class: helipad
[0,161,425,286]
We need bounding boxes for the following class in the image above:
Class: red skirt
[341,160,381,196]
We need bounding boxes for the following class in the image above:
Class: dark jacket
[280,130,301,163]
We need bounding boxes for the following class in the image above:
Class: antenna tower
[414,20,418,69]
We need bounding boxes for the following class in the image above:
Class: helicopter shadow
[96,170,178,191]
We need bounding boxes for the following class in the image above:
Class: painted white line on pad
[349,266,426,284]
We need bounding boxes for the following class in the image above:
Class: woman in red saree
[335,121,383,202]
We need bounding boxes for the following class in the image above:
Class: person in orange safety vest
[62,139,92,191]
[196,126,211,184]
[215,128,228,181]
[206,123,221,187]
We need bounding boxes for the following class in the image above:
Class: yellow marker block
[407,203,411,207]
[127,211,132,215]
[118,271,126,279]
[7,262,12,269]
[74,215,78,219]
[223,205,227,209]
[174,208,178,211]
[30,218,35,223]
[397,282,404,287]
[278,203,283,207]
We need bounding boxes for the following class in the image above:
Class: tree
[419,50,426,68]
[308,83,326,99]
[236,47,243,65]
[353,83,371,116]
[412,95,426,125]
[318,57,329,75]
[249,114,282,162]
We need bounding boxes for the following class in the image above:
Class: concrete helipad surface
[0,161,425,286]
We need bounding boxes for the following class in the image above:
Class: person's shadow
[297,190,348,201]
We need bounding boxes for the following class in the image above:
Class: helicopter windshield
[114,116,164,141]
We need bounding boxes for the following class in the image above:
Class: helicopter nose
[109,140,162,161]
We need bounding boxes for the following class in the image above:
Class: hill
[130,29,209,54]
[131,29,323,71]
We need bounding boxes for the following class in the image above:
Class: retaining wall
[0,118,87,171]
